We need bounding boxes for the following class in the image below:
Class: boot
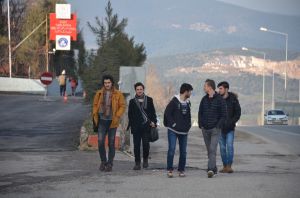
[219,165,228,173]
[227,164,234,173]
[143,158,149,169]
[133,162,141,170]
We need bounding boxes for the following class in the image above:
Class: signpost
[40,72,53,100]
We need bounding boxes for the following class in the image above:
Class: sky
[67,0,300,51]
[218,0,300,16]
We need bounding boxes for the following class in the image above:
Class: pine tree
[84,0,147,101]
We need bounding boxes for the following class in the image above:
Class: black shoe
[143,158,149,169]
[105,163,113,172]
[133,163,141,170]
[99,163,106,171]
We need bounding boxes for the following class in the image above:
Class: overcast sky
[218,0,300,16]
[67,0,300,50]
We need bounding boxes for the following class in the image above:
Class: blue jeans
[167,129,188,172]
[219,130,234,166]
[98,119,117,165]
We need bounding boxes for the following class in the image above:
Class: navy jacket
[164,96,191,134]
[198,92,227,130]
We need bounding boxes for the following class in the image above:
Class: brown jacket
[92,87,126,128]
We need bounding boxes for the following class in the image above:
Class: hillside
[146,49,300,125]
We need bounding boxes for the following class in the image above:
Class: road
[0,94,299,198]
[0,94,89,152]
[237,125,300,155]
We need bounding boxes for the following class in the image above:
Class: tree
[0,0,26,76]
[83,0,147,101]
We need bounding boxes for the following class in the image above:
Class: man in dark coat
[128,82,157,170]
[217,81,241,173]
[164,83,193,178]
[198,79,227,178]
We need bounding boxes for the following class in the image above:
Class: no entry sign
[40,72,53,85]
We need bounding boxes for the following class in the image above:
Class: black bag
[149,127,159,142]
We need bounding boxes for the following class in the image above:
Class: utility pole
[46,14,49,72]
[7,0,12,78]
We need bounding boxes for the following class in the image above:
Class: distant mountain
[146,49,300,124]
[110,0,300,57]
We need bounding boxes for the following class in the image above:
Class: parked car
[264,109,288,125]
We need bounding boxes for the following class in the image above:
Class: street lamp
[242,47,266,125]
[260,26,288,100]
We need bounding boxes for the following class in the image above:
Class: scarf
[100,89,112,117]
[134,94,148,124]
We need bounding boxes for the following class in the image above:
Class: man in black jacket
[198,79,227,178]
[217,81,241,173]
[164,83,193,178]
[128,82,157,170]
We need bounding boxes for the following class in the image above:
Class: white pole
[299,79,300,103]
[46,14,49,72]
[7,0,12,78]
[262,53,265,125]
[272,64,275,109]
[285,34,288,100]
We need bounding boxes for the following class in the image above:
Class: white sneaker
[207,170,214,178]
[167,171,173,178]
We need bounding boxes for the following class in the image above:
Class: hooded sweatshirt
[164,95,191,134]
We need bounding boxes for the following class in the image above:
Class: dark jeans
[60,85,66,96]
[98,119,117,165]
[202,128,221,172]
[132,125,150,163]
[167,129,188,172]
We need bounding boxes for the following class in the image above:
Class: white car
[264,110,288,125]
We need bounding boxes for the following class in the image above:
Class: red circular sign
[40,72,53,85]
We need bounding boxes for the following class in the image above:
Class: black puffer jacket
[222,92,241,133]
[198,92,227,130]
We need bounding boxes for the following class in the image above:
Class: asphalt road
[0,94,299,198]
[237,125,300,155]
[0,94,89,152]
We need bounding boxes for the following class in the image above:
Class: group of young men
[92,75,241,178]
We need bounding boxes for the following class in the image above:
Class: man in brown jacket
[92,75,126,172]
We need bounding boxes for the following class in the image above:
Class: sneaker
[133,163,141,170]
[207,170,214,178]
[105,163,113,172]
[178,171,185,177]
[99,163,106,172]
[167,171,173,178]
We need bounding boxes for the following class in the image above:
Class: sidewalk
[1,127,300,198]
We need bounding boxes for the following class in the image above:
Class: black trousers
[132,125,150,163]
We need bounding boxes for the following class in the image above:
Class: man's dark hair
[217,81,229,89]
[180,83,193,94]
[102,74,114,85]
[134,82,145,90]
[205,79,216,90]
